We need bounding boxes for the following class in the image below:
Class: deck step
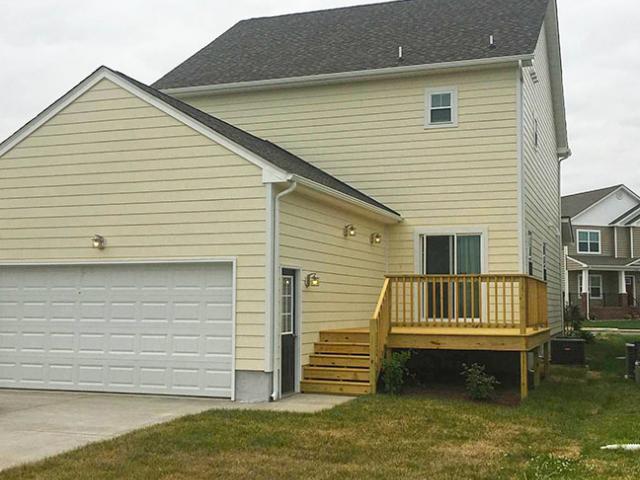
[300,379,371,396]
[313,342,369,355]
[319,330,370,344]
[303,366,370,382]
[309,354,370,368]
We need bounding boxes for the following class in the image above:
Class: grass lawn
[3,336,640,480]
[584,319,640,330]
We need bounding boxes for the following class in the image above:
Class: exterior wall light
[305,273,320,288]
[92,234,106,250]
[343,224,357,237]
[370,233,383,245]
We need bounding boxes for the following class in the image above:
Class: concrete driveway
[0,389,353,471]
[0,389,227,471]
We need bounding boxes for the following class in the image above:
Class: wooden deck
[388,326,550,351]
[301,274,552,400]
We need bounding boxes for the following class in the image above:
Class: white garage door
[0,262,234,398]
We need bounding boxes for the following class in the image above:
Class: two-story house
[562,185,640,319]
[0,0,568,401]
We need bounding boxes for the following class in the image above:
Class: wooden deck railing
[385,274,548,333]
[369,275,548,392]
[369,278,392,394]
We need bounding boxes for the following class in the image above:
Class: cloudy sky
[1,0,638,196]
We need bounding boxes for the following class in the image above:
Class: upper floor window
[425,87,458,128]
[534,118,539,149]
[542,242,548,281]
[577,230,601,254]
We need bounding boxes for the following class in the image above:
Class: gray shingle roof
[108,68,399,217]
[153,0,549,90]
[561,185,623,218]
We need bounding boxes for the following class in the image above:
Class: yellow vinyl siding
[521,22,563,332]
[186,66,521,276]
[0,78,267,371]
[279,190,386,365]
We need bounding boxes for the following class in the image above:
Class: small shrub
[624,313,633,320]
[381,351,412,394]
[460,363,499,401]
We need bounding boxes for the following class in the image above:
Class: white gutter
[557,147,572,162]
[162,54,535,97]
[270,181,298,401]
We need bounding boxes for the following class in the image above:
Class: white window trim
[425,86,458,129]
[576,229,602,255]
[413,226,489,274]
[578,273,603,299]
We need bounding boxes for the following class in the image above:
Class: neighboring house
[562,185,640,320]
[0,0,568,401]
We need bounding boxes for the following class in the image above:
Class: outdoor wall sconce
[305,273,320,288]
[92,234,106,250]
[370,233,383,245]
[343,224,357,237]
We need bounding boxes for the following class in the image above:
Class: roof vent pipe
[489,34,496,49]
[398,46,403,61]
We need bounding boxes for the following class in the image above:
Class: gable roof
[561,185,624,218]
[153,0,549,90]
[0,66,400,220]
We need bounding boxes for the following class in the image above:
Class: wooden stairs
[300,328,372,396]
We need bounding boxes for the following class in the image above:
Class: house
[562,185,640,320]
[0,0,568,402]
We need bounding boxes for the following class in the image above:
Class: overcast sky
[1,0,638,196]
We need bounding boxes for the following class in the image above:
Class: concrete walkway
[0,390,353,471]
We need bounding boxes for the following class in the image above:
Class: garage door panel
[0,263,233,397]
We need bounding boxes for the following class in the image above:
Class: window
[542,242,548,281]
[425,87,458,128]
[527,231,534,276]
[534,118,539,148]
[577,230,601,254]
[578,274,603,299]
[419,232,482,319]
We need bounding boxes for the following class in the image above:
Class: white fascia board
[291,175,402,224]
[161,54,534,97]
[566,255,588,268]
[0,67,288,183]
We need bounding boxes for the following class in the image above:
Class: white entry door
[0,262,233,398]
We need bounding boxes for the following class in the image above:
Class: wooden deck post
[520,351,528,400]
[533,347,541,388]
[542,341,551,379]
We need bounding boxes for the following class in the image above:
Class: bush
[562,305,594,343]
[381,351,412,395]
[460,363,499,401]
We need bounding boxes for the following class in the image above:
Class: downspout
[557,149,572,330]
[270,180,298,401]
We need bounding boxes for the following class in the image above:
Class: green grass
[584,320,640,330]
[3,335,640,480]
